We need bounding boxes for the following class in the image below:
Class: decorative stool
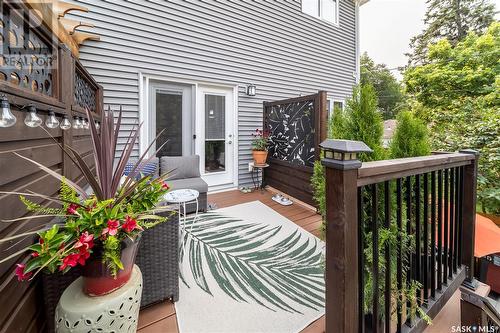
[55,265,143,333]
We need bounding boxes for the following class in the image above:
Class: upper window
[302,0,339,25]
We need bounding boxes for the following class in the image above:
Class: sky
[360,0,427,79]
[360,0,500,80]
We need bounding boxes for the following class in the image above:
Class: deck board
[137,188,325,333]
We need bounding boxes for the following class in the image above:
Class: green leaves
[180,213,325,313]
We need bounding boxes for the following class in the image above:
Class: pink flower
[59,253,80,271]
[102,219,120,236]
[67,204,80,215]
[77,248,91,266]
[31,252,39,258]
[74,232,94,251]
[122,216,142,233]
[15,264,32,281]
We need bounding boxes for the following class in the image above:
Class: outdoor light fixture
[73,116,82,129]
[45,109,60,129]
[320,139,373,163]
[0,94,16,127]
[82,118,90,130]
[246,84,256,96]
[24,105,43,128]
[60,115,71,130]
[95,121,100,130]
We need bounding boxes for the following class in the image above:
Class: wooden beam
[59,17,94,34]
[53,1,88,17]
[71,31,100,45]
[24,0,80,57]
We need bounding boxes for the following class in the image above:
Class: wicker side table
[55,265,143,333]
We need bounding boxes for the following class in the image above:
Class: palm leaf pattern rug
[175,201,325,333]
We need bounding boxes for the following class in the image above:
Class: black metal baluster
[405,176,413,326]
[371,184,379,333]
[437,170,443,290]
[384,181,391,333]
[454,167,460,273]
[449,168,455,278]
[458,166,464,266]
[358,187,365,333]
[396,179,403,333]
[431,171,437,299]
[415,174,421,305]
[443,169,449,285]
[423,173,429,304]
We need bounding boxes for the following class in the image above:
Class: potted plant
[251,128,270,165]
[1,107,171,296]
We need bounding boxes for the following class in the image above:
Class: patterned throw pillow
[123,162,158,179]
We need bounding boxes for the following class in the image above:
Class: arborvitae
[389,111,431,158]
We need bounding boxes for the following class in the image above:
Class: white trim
[355,1,360,83]
[327,98,345,116]
[301,0,340,27]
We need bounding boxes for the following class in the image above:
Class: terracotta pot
[82,234,141,296]
[252,150,268,166]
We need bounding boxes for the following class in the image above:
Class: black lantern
[320,139,372,163]
[246,84,256,96]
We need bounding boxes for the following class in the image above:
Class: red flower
[67,204,79,215]
[77,248,91,266]
[75,232,94,251]
[161,181,169,190]
[15,264,32,281]
[31,252,39,258]
[122,216,142,233]
[59,253,80,271]
[102,219,120,236]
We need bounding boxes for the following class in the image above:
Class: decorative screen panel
[74,69,97,112]
[265,100,316,167]
[0,7,55,96]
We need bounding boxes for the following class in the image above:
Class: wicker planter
[252,150,268,165]
[82,235,142,296]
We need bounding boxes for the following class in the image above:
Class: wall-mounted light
[94,121,100,130]
[60,115,71,130]
[45,109,60,129]
[0,94,16,127]
[246,84,256,96]
[24,105,43,128]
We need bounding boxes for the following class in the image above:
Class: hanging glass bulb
[24,105,43,128]
[60,115,71,130]
[0,94,16,127]
[45,110,60,129]
[73,116,82,129]
[82,118,90,130]
[95,121,100,130]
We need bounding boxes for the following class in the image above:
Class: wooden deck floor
[137,188,325,333]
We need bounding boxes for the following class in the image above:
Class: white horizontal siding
[68,0,357,185]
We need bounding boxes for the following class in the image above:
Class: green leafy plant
[1,107,172,281]
[389,111,431,159]
[251,129,270,151]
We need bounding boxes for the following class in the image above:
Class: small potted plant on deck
[251,128,270,166]
[2,107,172,296]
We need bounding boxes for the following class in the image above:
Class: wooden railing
[322,139,479,333]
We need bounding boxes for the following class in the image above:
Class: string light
[24,105,43,128]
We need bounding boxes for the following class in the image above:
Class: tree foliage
[389,111,431,159]
[407,0,496,65]
[361,52,404,120]
[405,22,500,214]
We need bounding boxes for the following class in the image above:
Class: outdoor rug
[175,201,325,333]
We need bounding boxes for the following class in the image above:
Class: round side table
[55,265,143,333]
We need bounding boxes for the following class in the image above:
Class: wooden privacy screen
[263,91,327,206]
[0,1,102,331]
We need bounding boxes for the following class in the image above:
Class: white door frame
[138,73,239,190]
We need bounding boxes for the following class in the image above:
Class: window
[302,0,339,25]
[327,99,344,117]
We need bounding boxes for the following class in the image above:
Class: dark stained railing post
[459,150,480,289]
[321,139,372,333]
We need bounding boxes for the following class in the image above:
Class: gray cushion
[160,155,200,180]
[166,177,208,194]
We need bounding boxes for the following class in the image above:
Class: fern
[20,196,63,215]
[60,178,78,207]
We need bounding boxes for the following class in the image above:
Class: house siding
[68,0,358,187]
